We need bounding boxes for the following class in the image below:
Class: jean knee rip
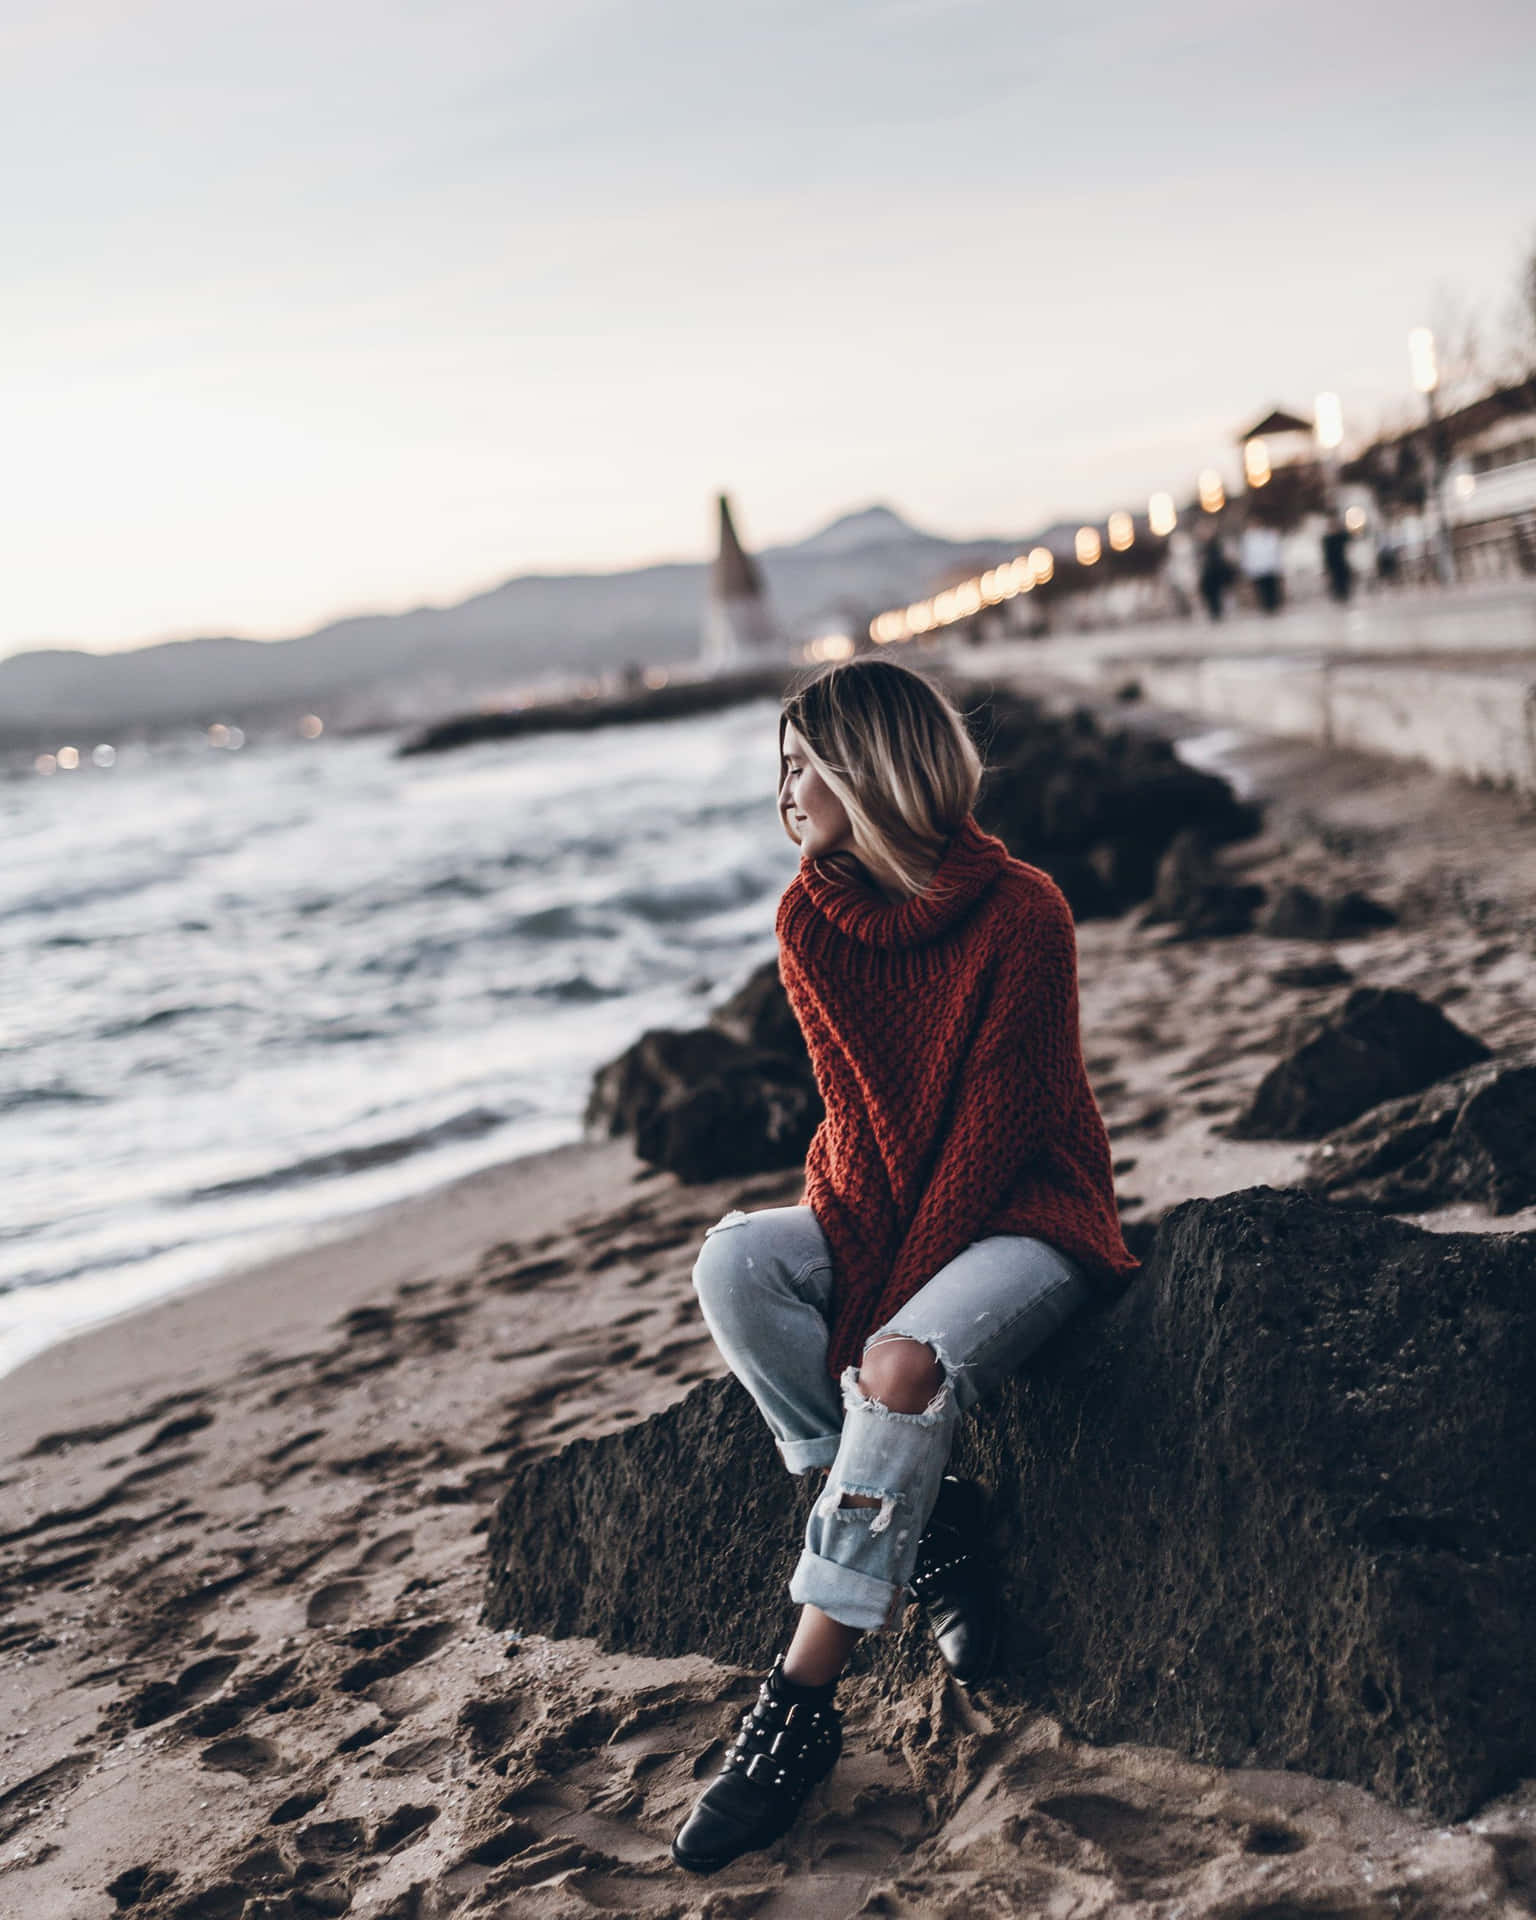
[838,1363,951,1426]
[862,1330,967,1393]
[814,1480,903,1535]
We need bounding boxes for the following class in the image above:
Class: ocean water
[0,700,796,1378]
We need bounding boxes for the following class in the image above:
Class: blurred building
[1343,376,1536,582]
[1443,378,1536,578]
[1236,407,1329,529]
[701,494,779,669]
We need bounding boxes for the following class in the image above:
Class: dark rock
[967,689,1262,919]
[707,958,807,1062]
[1141,829,1266,939]
[1270,958,1353,989]
[484,1187,1536,1819]
[1229,986,1490,1140]
[583,1027,761,1139]
[633,1061,822,1183]
[1258,884,1397,941]
[585,982,822,1182]
[1305,1057,1536,1214]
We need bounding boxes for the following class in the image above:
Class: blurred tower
[701,493,778,670]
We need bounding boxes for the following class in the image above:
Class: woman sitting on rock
[672,656,1138,1875]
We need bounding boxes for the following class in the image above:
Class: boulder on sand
[1258,883,1397,941]
[1306,1056,1536,1214]
[484,1187,1536,1820]
[584,1022,821,1182]
[1140,828,1266,939]
[1229,986,1490,1140]
[970,692,1262,920]
[707,957,807,1060]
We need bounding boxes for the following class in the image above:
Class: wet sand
[4,720,1536,1918]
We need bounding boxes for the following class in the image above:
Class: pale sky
[3,0,1533,659]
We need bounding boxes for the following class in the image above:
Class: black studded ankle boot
[911,1475,1000,1687]
[670,1657,843,1875]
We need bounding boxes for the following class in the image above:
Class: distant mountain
[788,504,930,555]
[0,504,1025,746]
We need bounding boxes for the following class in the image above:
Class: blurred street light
[1148,492,1177,536]
[1198,469,1226,513]
[1107,510,1134,551]
[1029,546,1054,585]
[1243,438,1272,488]
[1075,527,1101,565]
[1314,392,1343,451]
[1408,327,1439,396]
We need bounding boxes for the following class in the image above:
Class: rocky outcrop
[971,693,1262,919]
[1258,883,1397,941]
[1140,829,1266,939]
[707,957,806,1059]
[484,1187,1536,1820]
[1229,986,1490,1140]
[583,1022,820,1183]
[1306,1056,1536,1213]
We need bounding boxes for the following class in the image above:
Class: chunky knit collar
[796,814,1010,950]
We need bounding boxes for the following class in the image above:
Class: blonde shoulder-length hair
[778,657,984,900]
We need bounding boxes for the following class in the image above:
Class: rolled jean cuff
[778,1433,842,1475]
[788,1550,898,1634]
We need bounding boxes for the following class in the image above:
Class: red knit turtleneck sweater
[776,813,1138,1378]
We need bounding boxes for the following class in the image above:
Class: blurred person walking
[672,658,1137,1877]
[1321,512,1354,603]
[1198,529,1236,620]
[1240,516,1285,614]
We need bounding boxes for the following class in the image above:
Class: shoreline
[0,1135,644,1458]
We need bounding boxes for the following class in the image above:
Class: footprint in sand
[268,1789,326,1825]
[354,1529,414,1572]
[335,1620,453,1695]
[126,1653,242,1728]
[200,1734,281,1777]
[374,1802,439,1851]
[292,1817,367,1864]
[306,1579,366,1626]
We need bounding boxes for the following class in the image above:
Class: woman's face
[779,721,853,860]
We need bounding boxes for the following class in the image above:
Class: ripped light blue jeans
[691,1204,1088,1634]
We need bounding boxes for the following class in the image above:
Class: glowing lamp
[1107,510,1134,552]
[1314,392,1343,451]
[1148,492,1177,536]
[1409,327,1438,395]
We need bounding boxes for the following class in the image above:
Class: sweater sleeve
[880,875,1081,1310]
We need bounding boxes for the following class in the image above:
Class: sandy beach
[5,698,1536,1919]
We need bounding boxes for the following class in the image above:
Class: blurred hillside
[0,506,1020,744]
